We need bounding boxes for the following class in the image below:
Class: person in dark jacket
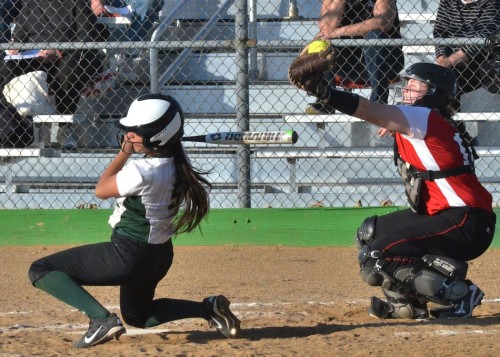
[1,0,109,148]
[433,0,500,110]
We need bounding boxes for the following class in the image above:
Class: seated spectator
[307,0,404,114]
[101,0,162,81]
[0,0,32,148]
[0,0,109,149]
[106,0,162,44]
[433,0,500,111]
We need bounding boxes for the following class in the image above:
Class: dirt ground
[0,245,499,357]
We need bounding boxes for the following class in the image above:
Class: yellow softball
[307,40,330,54]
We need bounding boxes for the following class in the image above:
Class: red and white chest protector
[395,106,493,216]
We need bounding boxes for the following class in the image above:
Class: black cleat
[430,281,484,318]
[72,313,126,348]
[203,295,241,338]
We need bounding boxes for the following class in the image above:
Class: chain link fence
[0,0,499,209]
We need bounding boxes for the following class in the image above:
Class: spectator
[102,0,162,81]
[0,0,109,149]
[107,0,162,44]
[0,0,32,148]
[433,0,500,111]
[306,0,404,114]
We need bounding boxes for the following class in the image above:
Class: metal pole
[284,0,298,20]
[248,0,258,79]
[235,0,251,208]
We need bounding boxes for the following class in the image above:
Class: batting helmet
[400,63,456,110]
[115,94,184,151]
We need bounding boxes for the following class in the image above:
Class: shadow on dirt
[180,313,500,342]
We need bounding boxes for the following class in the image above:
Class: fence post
[235,0,251,208]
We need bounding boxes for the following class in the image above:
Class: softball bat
[181,130,299,145]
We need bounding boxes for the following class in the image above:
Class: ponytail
[169,141,212,234]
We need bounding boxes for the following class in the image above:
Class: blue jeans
[111,0,162,43]
[332,30,404,104]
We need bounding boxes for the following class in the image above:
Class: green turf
[1,207,499,248]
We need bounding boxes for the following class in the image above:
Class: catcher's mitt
[288,40,336,99]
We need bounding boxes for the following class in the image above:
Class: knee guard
[358,245,396,289]
[393,256,469,304]
[355,215,377,248]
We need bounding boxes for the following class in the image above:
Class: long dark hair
[159,141,212,234]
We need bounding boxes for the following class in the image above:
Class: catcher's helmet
[115,94,184,151]
[400,63,456,110]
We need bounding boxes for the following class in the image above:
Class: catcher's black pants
[367,207,495,263]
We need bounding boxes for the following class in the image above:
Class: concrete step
[3,149,498,184]
[77,81,500,118]
[3,180,498,209]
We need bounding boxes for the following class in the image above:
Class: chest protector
[394,141,476,213]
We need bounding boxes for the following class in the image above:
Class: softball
[307,40,330,54]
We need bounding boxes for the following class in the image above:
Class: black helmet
[400,63,456,109]
[115,94,184,151]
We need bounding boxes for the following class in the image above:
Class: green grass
[1,207,498,248]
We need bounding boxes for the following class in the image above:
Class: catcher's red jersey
[395,106,493,215]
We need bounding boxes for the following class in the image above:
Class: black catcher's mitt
[288,40,336,99]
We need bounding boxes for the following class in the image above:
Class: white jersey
[108,157,179,244]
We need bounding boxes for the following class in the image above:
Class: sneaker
[369,296,429,321]
[72,313,126,348]
[203,295,241,338]
[430,281,484,318]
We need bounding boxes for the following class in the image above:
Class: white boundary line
[1,299,499,336]
[1,298,499,317]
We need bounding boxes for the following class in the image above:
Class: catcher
[289,43,496,319]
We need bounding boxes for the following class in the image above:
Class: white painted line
[1,298,498,317]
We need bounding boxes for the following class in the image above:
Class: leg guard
[370,289,429,320]
[393,255,469,304]
[354,215,377,248]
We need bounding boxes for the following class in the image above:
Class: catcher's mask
[399,63,456,110]
[115,94,184,151]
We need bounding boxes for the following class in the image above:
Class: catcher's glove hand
[288,40,336,100]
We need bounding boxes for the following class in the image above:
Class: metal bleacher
[1,0,499,209]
